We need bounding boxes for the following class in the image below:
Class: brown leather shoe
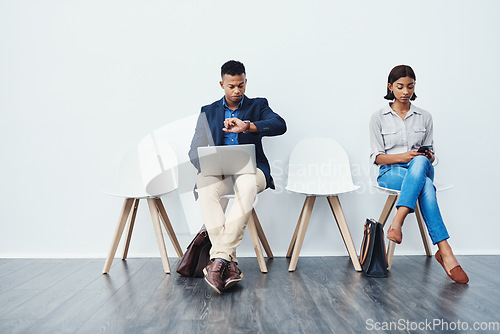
[387,226,402,244]
[435,250,469,284]
[224,261,243,290]
[203,260,227,294]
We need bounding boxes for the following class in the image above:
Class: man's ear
[220,81,224,89]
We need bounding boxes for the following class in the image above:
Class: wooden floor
[0,256,498,334]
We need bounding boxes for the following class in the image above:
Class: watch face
[244,121,250,133]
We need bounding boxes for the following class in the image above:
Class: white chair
[370,160,453,269]
[286,138,362,272]
[102,134,183,274]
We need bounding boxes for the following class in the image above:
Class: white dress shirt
[369,103,434,165]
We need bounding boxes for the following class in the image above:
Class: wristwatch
[243,120,251,133]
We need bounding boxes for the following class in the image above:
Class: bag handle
[360,223,372,264]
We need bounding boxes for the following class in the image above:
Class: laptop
[197,144,256,176]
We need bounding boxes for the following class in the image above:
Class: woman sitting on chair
[369,65,468,284]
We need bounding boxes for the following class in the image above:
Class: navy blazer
[188,95,286,189]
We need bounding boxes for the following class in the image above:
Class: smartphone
[417,145,433,153]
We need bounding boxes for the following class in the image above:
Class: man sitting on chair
[188,60,286,293]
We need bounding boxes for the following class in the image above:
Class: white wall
[1,0,499,258]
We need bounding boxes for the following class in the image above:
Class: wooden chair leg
[382,197,433,270]
[386,240,396,270]
[121,198,140,260]
[103,198,134,274]
[252,209,273,259]
[327,196,362,272]
[147,198,170,274]
[415,200,432,257]
[286,199,307,258]
[288,196,316,272]
[379,194,398,270]
[247,213,267,273]
[379,194,399,227]
[154,198,183,259]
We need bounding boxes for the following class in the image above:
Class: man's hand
[223,118,250,133]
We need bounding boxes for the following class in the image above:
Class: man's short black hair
[221,60,246,78]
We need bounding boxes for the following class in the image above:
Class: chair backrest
[151,114,199,168]
[286,138,360,195]
[104,135,179,198]
[140,134,179,196]
[104,114,201,198]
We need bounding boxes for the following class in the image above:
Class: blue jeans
[377,155,449,244]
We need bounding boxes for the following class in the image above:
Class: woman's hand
[375,150,424,165]
[424,149,435,163]
[400,150,425,163]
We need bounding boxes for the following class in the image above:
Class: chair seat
[286,185,360,197]
[102,189,177,200]
[372,184,400,195]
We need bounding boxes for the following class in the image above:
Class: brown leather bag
[176,226,211,277]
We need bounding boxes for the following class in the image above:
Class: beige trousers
[196,168,266,263]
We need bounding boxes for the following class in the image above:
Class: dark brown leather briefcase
[176,226,211,278]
